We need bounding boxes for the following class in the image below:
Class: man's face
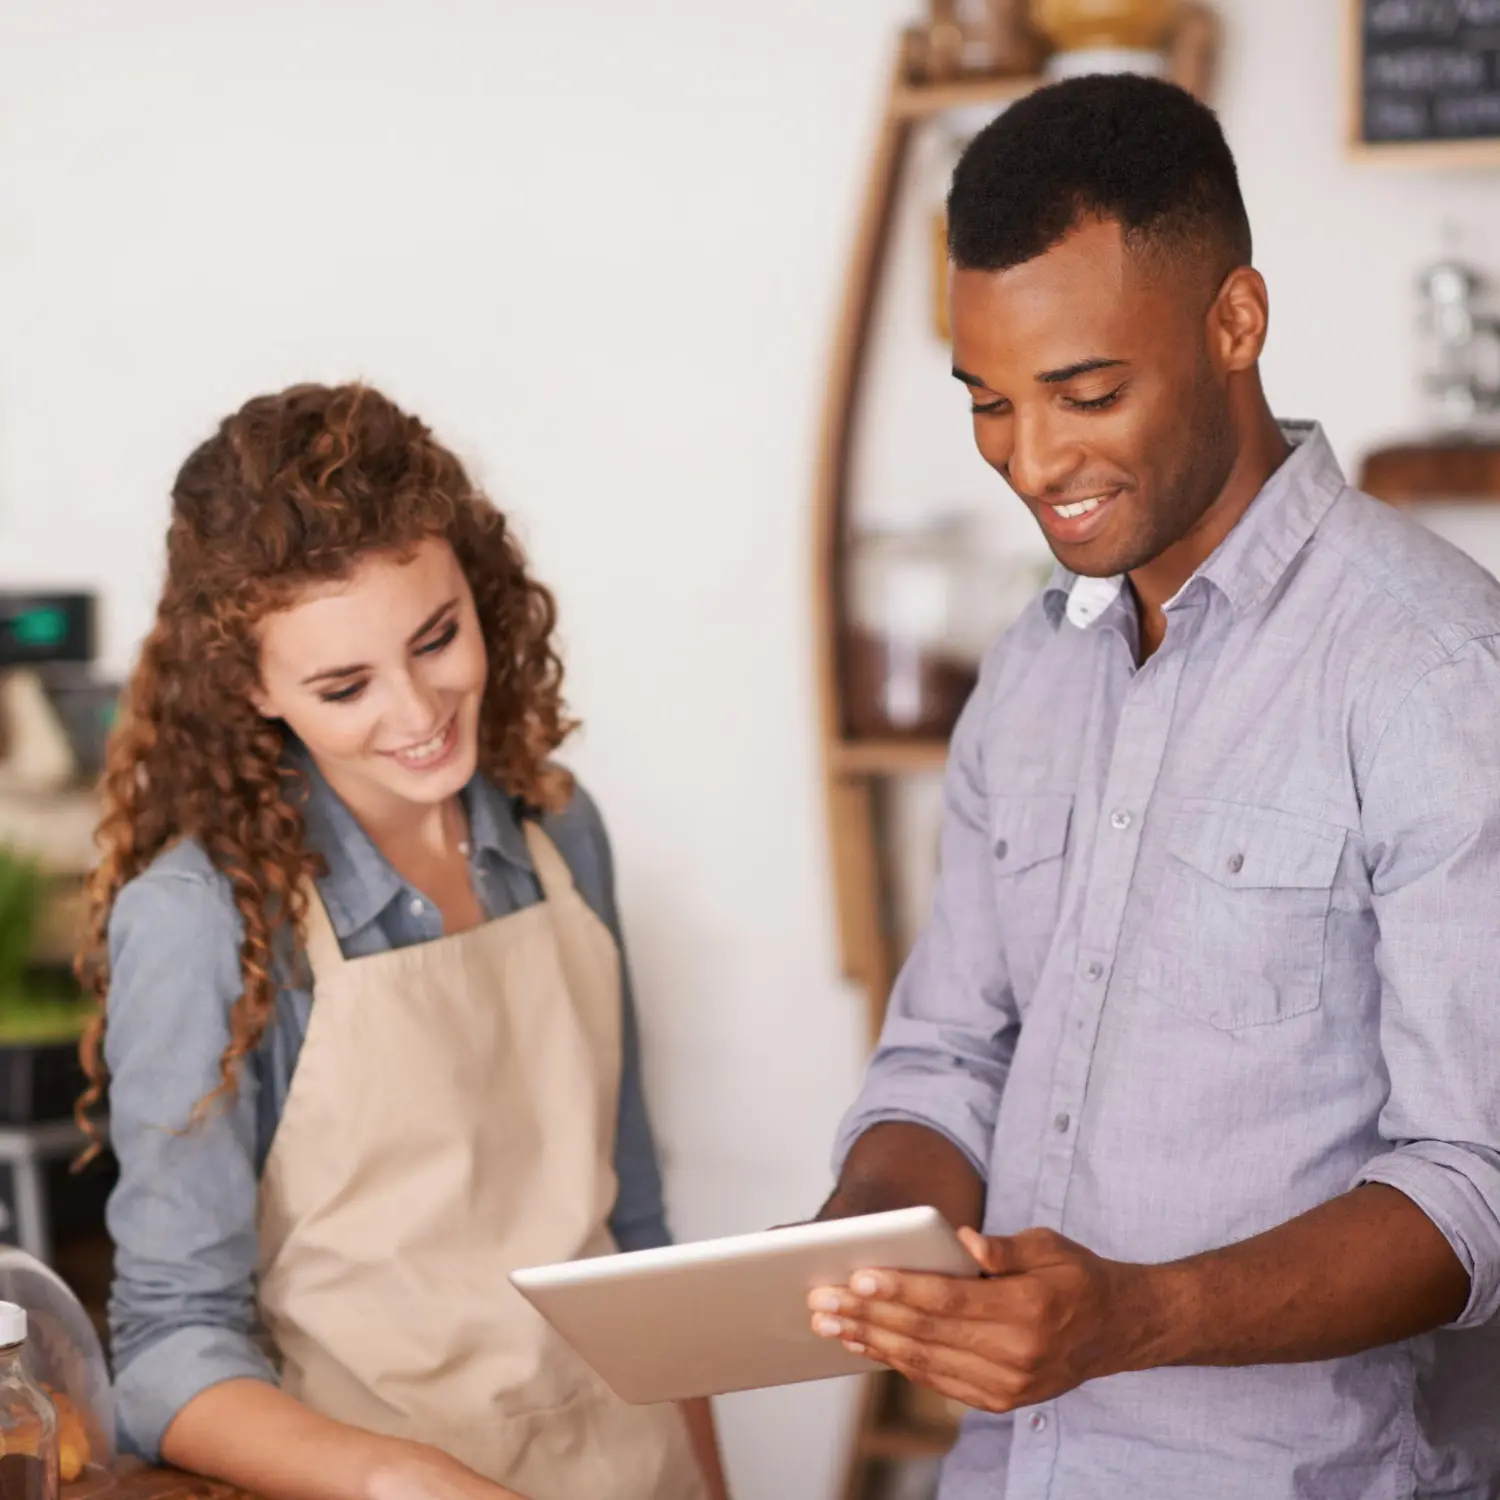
[950,217,1238,580]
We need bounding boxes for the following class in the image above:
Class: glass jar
[1033,0,1173,78]
[1417,255,1500,435]
[846,517,973,741]
[0,1249,114,1495]
[0,1303,58,1500]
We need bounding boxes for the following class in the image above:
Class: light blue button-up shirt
[836,426,1500,1499]
[105,751,670,1461]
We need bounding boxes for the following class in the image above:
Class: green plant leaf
[0,845,45,987]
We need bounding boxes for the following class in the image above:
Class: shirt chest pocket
[1138,801,1346,1031]
[989,793,1072,1002]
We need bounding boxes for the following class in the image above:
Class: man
[808,74,1500,1499]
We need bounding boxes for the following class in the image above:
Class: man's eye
[1066,386,1126,413]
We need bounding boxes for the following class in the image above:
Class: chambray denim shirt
[836,426,1500,1500]
[104,752,671,1461]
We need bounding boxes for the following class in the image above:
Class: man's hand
[807,1226,1170,1414]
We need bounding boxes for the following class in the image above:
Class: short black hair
[947,73,1251,277]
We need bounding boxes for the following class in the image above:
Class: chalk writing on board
[1360,0,1500,144]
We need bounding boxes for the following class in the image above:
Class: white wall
[0,3,907,1494]
[1,3,1498,1498]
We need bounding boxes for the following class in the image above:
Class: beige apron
[256,822,707,1500]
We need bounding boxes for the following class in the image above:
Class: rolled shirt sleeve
[104,864,277,1460]
[1355,640,1500,1328]
[833,662,1021,1181]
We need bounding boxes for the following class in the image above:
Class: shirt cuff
[1354,1142,1500,1329]
[832,1104,992,1186]
[114,1324,278,1462]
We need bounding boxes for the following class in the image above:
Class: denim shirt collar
[287,740,534,940]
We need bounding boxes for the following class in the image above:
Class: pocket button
[1227,852,1244,875]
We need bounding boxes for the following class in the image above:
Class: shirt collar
[288,740,534,939]
[1042,421,1345,631]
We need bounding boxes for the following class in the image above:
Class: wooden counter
[111,1462,258,1499]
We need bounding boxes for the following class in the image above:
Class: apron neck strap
[297,824,576,980]
[521,821,576,903]
[300,883,346,978]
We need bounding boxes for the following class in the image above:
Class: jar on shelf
[1032,0,1174,80]
[845,516,973,742]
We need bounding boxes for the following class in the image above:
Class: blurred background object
[1417,245,1500,435]
[1033,0,1174,79]
[0,593,117,1344]
[1360,235,1500,573]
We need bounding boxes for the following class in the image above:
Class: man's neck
[1130,401,1290,658]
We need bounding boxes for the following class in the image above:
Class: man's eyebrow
[1037,358,1128,385]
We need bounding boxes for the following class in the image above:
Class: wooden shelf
[833,739,949,777]
[859,1420,960,1463]
[891,72,1044,122]
[0,786,98,877]
[1359,440,1500,506]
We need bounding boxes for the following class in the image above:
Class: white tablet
[509,1206,979,1405]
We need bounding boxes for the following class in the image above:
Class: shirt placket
[1005,599,1201,1500]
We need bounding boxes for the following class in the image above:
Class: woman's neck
[316,762,470,865]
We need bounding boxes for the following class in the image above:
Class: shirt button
[1053,1112,1071,1134]
[995,839,1009,860]
[409,897,425,916]
[1227,852,1244,874]
[1084,960,1103,981]
[1109,809,1132,831]
[1030,1412,1048,1434]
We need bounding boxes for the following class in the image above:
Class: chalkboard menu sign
[1352,0,1500,161]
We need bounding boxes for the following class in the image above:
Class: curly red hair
[76,383,575,1148]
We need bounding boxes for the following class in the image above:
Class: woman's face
[255,537,488,816]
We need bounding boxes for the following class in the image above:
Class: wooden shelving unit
[814,14,1219,1495]
[811,30,1038,1498]
[832,739,949,778]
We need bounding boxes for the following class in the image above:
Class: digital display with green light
[11,608,67,647]
[0,594,93,666]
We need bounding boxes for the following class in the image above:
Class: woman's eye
[416,621,459,656]
[319,681,366,704]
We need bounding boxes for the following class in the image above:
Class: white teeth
[1054,497,1104,519]
[396,725,450,764]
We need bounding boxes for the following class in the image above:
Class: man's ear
[1208,265,1270,375]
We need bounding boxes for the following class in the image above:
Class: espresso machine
[1361,248,1500,507]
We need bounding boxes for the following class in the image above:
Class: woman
[77,383,727,1500]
